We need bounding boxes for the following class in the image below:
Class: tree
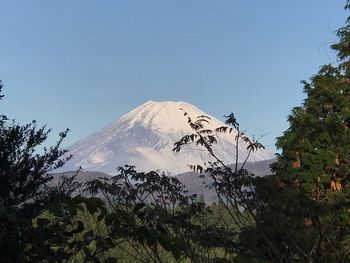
[171,2,350,262]
[238,2,350,262]
[173,108,270,261]
[85,165,234,263]
[0,81,80,262]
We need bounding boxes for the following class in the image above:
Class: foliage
[1,2,349,262]
[173,109,272,261]
[0,81,237,263]
[84,165,235,262]
[0,82,84,262]
[172,3,350,262]
[238,3,350,262]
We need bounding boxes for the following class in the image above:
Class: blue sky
[0,1,347,151]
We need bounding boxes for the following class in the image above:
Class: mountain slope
[62,101,275,175]
[52,159,275,204]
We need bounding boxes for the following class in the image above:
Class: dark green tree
[0,81,81,262]
[85,165,233,263]
[238,2,350,262]
[173,104,269,262]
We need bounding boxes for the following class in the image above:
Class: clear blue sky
[0,1,347,151]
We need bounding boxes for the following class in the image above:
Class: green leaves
[104,257,118,263]
[84,197,106,215]
[257,6,350,261]
[224,113,239,129]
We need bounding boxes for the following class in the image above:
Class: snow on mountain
[62,101,275,175]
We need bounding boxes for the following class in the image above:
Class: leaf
[208,135,217,144]
[215,126,228,133]
[197,165,203,173]
[199,129,213,134]
[171,246,182,261]
[197,115,211,120]
[104,258,118,263]
[66,201,78,217]
[37,218,50,227]
[76,220,84,232]
[224,113,239,129]
[171,238,186,261]
[213,258,232,263]
[158,234,172,251]
[133,202,146,212]
[83,247,91,257]
[84,197,104,214]
[83,230,94,242]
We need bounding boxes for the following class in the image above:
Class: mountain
[62,101,275,175]
[177,159,276,203]
[52,159,275,204]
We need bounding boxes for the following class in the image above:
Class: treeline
[1,2,350,262]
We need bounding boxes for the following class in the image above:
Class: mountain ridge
[52,159,276,204]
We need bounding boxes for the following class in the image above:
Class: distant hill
[50,170,111,198]
[52,159,275,204]
[176,159,276,203]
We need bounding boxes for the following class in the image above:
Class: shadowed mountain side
[50,170,111,186]
[49,170,112,199]
[176,158,276,203]
[52,159,275,204]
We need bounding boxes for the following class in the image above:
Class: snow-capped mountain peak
[62,101,275,175]
[115,100,219,132]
